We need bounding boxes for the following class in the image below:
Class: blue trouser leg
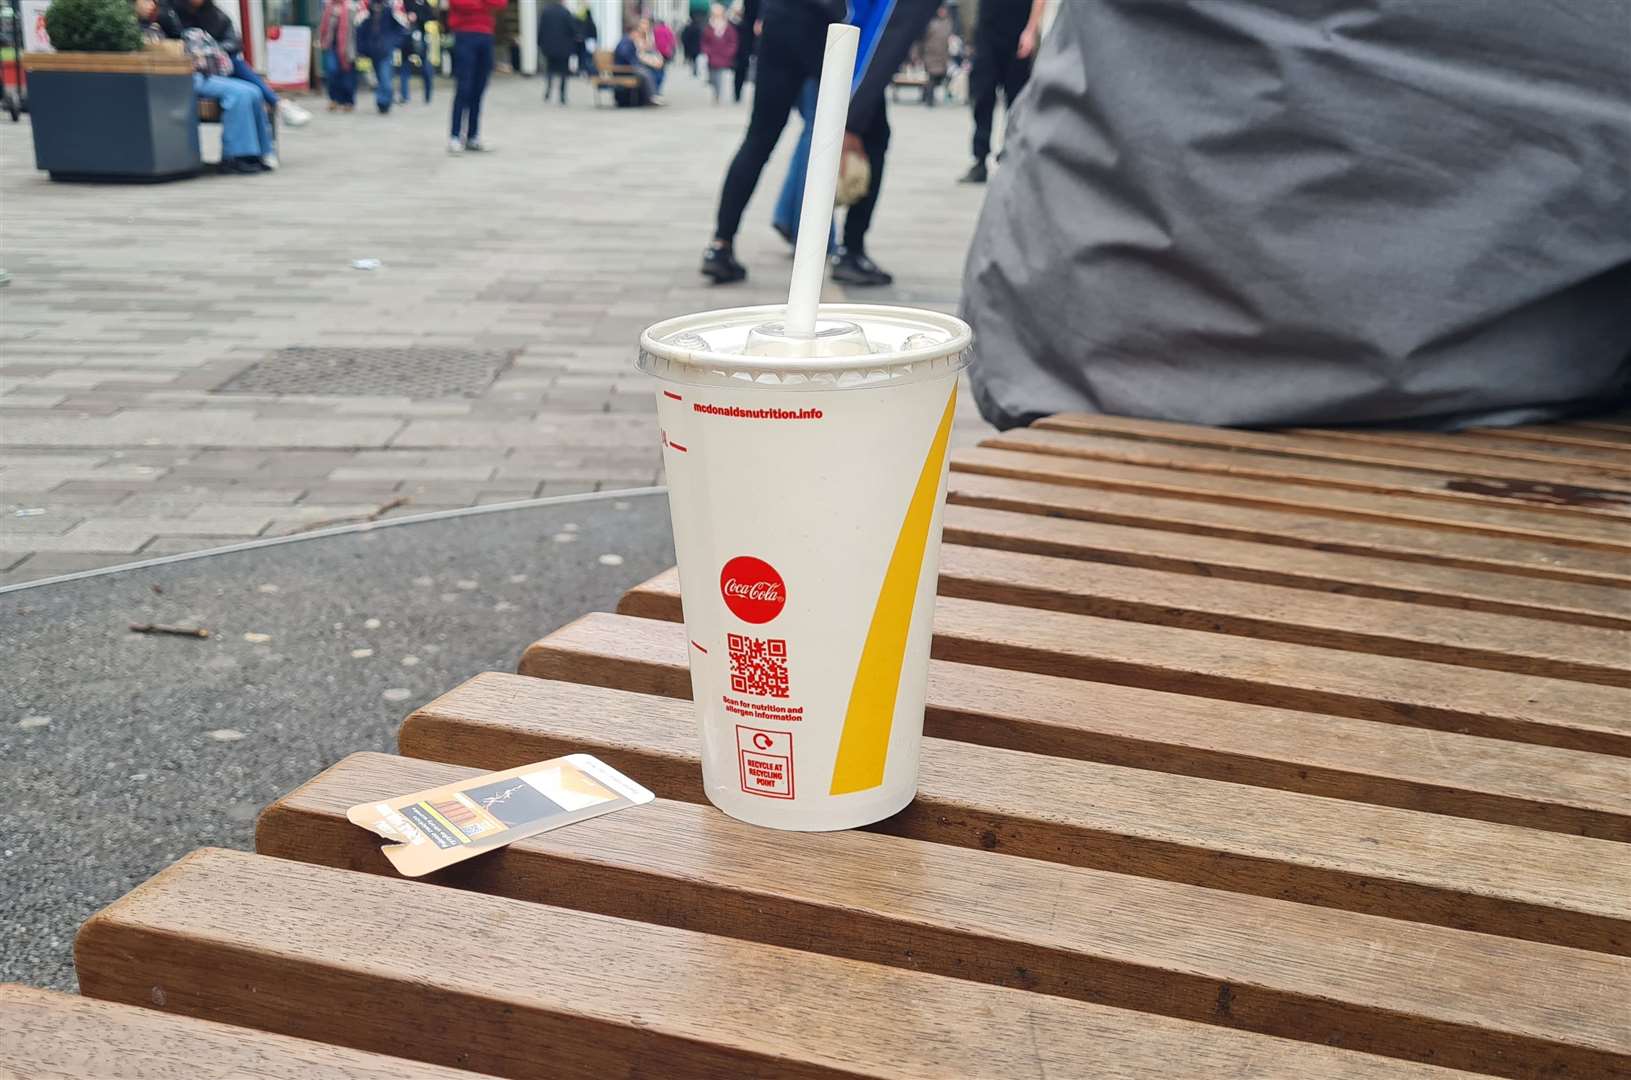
[373,50,395,110]
[230,55,278,105]
[450,33,493,139]
[772,78,837,253]
[196,74,268,159]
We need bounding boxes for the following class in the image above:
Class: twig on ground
[129,622,210,638]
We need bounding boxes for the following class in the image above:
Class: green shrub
[44,0,144,52]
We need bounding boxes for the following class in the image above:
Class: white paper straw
[784,23,860,342]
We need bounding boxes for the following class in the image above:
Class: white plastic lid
[639,303,971,390]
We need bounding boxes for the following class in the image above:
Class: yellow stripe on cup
[829,385,958,795]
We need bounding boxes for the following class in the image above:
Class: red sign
[720,556,786,624]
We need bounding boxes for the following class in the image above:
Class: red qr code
[728,634,789,698]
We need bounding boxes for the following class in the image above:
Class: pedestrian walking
[318,0,363,111]
[537,0,576,103]
[577,5,598,75]
[729,0,754,103]
[680,14,702,77]
[700,0,938,287]
[446,0,505,151]
[961,0,1044,182]
[397,0,435,103]
[651,18,675,94]
[700,3,737,105]
[357,0,408,113]
[919,5,951,106]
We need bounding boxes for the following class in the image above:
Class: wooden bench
[889,68,929,102]
[590,48,642,107]
[34,411,1631,1078]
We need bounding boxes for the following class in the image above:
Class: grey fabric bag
[961,0,1631,430]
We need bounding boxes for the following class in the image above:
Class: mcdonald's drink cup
[638,304,971,831]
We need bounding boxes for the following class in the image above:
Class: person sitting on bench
[611,16,661,107]
[170,0,311,127]
[138,0,277,173]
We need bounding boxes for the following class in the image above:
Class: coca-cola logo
[720,556,786,624]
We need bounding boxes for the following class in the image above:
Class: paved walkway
[0,69,994,585]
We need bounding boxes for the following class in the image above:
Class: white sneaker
[261,152,280,171]
[463,139,492,153]
[277,99,312,127]
[447,137,464,154]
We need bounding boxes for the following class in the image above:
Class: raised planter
[23,47,201,181]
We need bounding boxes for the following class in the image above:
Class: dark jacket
[356,0,407,58]
[171,0,240,55]
[401,0,434,38]
[535,1,577,60]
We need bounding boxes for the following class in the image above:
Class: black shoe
[218,157,266,175]
[959,161,988,184]
[700,243,747,284]
[377,103,390,114]
[831,250,893,287]
[772,221,795,247]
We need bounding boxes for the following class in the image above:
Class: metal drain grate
[215,347,516,398]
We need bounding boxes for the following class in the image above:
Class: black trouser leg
[841,103,889,254]
[713,25,819,243]
[968,48,1000,162]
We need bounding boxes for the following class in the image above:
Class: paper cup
[638,304,972,831]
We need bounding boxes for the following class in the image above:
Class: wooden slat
[1003,424,1631,523]
[943,504,1631,630]
[974,436,1631,549]
[0,985,472,1079]
[517,611,1631,841]
[258,752,1631,1080]
[948,471,1631,588]
[1285,427,1631,476]
[1039,413,1631,494]
[71,849,1462,1080]
[927,542,1631,685]
[1569,420,1631,438]
[1467,425,1631,454]
[620,572,1631,757]
[407,673,1631,953]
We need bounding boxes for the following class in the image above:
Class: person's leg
[968,40,999,165]
[841,103,889,256]
[654,61,666,94]
[323,48,341,104]
[450,34,474,137]
[1002,48,1032,116]
[337,60,356,105]
[375,51,395,110]
[398,42,411,101]
[230,54,279,106]
[422,40,434,101]
[708,65,720,102]
[465,33,493,142]
[200,75,260,160]
[713,35,811,244]
[771,77,818,239]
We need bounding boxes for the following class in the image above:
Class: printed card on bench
[347,754,654,877]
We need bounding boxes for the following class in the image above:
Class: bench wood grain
[947,471,1631,588]
[995,426,1631,524]
[0,984,473,1079]
[1039,414,1631,495]
[942,504,1631,630]
[1485,425,1631,452]
[72,849,1464,1080]
[926,543,1631,685]
[514,610,1631,841]
[1284,427,1631,476]
[955,446,1631,551]
[405,673,1631,953]
[619,573,1631,757]
[256,753,1631,1080]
